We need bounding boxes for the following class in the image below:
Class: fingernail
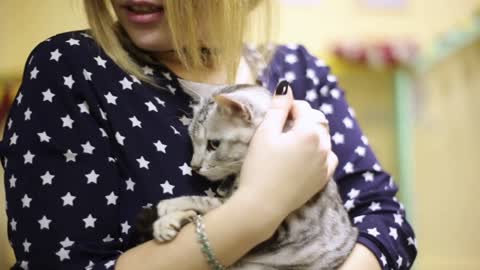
[275,81,290,96]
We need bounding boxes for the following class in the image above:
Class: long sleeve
[1,35,125,270]
[265,45,418,269]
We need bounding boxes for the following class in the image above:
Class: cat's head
[179,79,272,181]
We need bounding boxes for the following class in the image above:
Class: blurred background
[0,0,479,269]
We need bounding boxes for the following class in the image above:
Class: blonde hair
[83,0,271,86]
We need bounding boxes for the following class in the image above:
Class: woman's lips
[122,3,165,24]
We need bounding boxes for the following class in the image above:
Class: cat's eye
[207,140,221,151]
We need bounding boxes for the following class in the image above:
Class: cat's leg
[156,195,224,217]
[153,196,224,242]
[153,210,197,242]
[230,263,278,270]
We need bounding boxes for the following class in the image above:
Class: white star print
[397,256,403,267]
[83,69,92,81]
[145,101,158,112]
[78,101,90,114]
[315,59,326,67]
[23,151,35,164]
[367,227,380,237]
[154,140,167,153]
[20,261,28,270]
[9,175,17,188]
[61,114,74,129]
[50,49,62,62]
[318,86,329,97]
[23,239,31,253]
[179,163,192,176]
[389,227,398,240]
[369,201,382,211]
[129,116,142,128]
[21,194,32,208]
[99,128,108,138]
[105,92,118,105]
[136,156,150,169]
[162,72,172,80]
[373,163,382,171]
[327,74,337,83]
[284,71,296,83]
[167,85,176,94]
[16,93,23,104]
[60,237,74,248]
[83,214,97,228]
[332,132,344,145]
[64,149,77,162]
[38,215,52,230]
[37,131,51,143]
[347,188,360,199]
[142,66,153,75]
[41,171,55,185]
[9,132,18,145]
[99,108,107,120]
[205,188,216,197]
[348,107,356,117]
[155,97,166,107]
[66,38,80,46]
[305,89,318,102]
[61,192,76,206]
[407,237,417,248]
[330,88,341,99]
[63,75,75,89]
[285,54,298,64]
[354,146,366,156]
[380,254,387,266]
[179,115,191,126]
[103,234,114,242]
[394,213,404,226]
[119,77,133,90]
[115,132,126,146]
[81,141,95,154]
[105,192,118,205]
[125,178,135,191]
[363,171,374,182]
[105,260,115,269]
[344,199,355,211]
[121,221,131,234]
[56,247,71,261]
[361,135,369,145]
[24,108,32,121]
[353,215,365,224]
[160,180,175,194]
[171,126,181,135]
[343,117,354,129]
[319,103,333,115]
[10,218,17,231]
[85,170,100,184]
[94,56,107,68]
[130,75,141,84]
[30,67,39,79]
[343,162,354,173]
[7,118,12,129]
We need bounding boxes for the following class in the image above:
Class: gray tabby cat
[152,80,358,270]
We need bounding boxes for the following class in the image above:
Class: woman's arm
[116,192,282,270]
[338,244,382,270]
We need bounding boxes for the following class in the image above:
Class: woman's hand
[236,82,338,221]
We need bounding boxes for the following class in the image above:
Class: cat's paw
[156,198,194,217]
[153,210,197,242]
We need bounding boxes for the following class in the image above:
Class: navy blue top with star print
[1,31,417,270]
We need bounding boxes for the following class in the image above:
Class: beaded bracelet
[193,214,229,270]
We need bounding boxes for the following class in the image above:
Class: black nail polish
[275,81,290,96]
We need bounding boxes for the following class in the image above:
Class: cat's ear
[178,79,226,102]
[213,94,252,122]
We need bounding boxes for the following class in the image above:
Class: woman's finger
[257,82,294,136]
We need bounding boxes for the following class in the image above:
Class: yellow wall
[1,1,480,269]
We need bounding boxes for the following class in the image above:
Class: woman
[1,0,417,269]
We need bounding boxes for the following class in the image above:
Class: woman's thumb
[258,81,293,135]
